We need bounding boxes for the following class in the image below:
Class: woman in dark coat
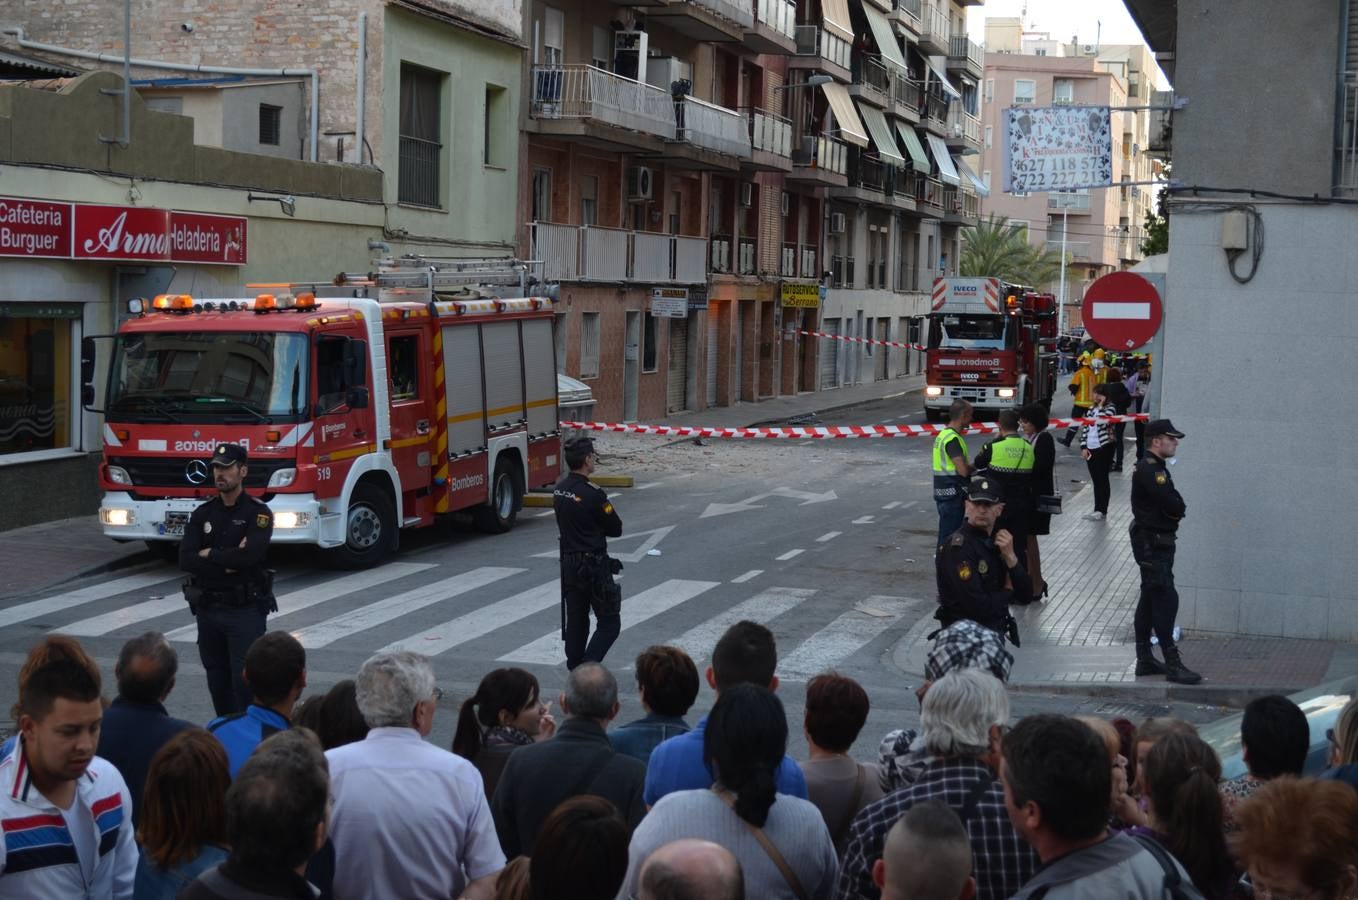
[1019,403,1055,601]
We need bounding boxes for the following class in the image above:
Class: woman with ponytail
[1127,732,1240,899]
[452,668,554,798]
[618,684,839,899]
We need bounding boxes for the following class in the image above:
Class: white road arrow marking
[700,486,838,518]
[852,515,876,525]
[532,525,676,562]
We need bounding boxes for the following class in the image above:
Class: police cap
[563,436,596,457]
[210,443,248,467]
[965,477,1003,504]
[1144,419,1185,439]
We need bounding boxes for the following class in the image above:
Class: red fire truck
[923,277,1059,421]
[83,257,561,567]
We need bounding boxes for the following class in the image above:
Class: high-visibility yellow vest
[933,427,968,475]
[985,434,1035,474]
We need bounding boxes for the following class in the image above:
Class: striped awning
[925,55,962,100]
[860,0,907,71]
[925,133,960,185]
[821,0,855,43]
[857,102,906,168]
[821,81,869,148]
[895,122,931,172]
[955,155,989,197]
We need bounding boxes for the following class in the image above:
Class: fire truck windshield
[928,314,1012,351]
[106,332,309,422]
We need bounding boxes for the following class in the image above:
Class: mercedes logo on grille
[185,459,210,485]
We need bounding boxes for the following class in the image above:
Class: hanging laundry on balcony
[924,133,960,185]
[821,81,870,147]
[895,122,932,173]
[859,1,908,71]
[954,156,989,197]
[924,55,962,100]
[821,0,856,42]
[856,102,906,168]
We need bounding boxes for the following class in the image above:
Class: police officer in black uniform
[935,476,1031,645]
[553,437,623,670]
[1130,419,1201,684]
[179,443,276,716]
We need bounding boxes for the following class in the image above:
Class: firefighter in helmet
[1060,353,1097,447]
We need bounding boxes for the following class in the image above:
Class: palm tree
[959,214,1066,287]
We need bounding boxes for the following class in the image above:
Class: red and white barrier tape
[789,329,927,351]
[561,414,1148,440]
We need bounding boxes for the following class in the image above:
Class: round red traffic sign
[1080,271,1163,350]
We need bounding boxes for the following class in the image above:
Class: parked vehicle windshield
[106,332,309,422]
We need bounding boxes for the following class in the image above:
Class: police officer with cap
[553,436,623,669]
[934,476,1031,645]
[179,443,276,715]
[1130,419,1201,684]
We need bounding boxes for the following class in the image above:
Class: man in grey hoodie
[1002,715,1205,900]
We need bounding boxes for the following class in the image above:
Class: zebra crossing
[16,558,926,680]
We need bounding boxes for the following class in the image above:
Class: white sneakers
[1082,511,1106,521]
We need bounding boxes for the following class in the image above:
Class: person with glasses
[1320,698,1358,793]
[554,437,624,670]
[1231,777,1358,900]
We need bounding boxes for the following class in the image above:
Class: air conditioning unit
[1082,43,1097,55]
[829,212,847,234]
[781,191,790,216]
[645,56,692,93]
[627,166,654,201]
[740,183,755,208]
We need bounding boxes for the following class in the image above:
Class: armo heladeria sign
[1001,105,1113,194]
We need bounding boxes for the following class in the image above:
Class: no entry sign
[1081,271,1163,350]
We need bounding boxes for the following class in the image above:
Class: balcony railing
[921,1,949,45]
[747,108,793,158]
[398,135,441,207]
[676,95,751,158]
[854,55,892,100]
[892,77,921,113]
[531,65,677,139]
[914,172,944,211]
[738,237,757,275]
[780,242,820,278]
[688,0,754,26]
[892,0,922,28]
[830,255,856,288]
[1047,191,1092,210]
[793,133,850,176]
[921,90,949,130]
[948,35,984,69]
[946,104,982,143]
[529,223,709,283]
[795,25,852,70]
[849,152,887,193]
[800,244,818,278]
[710,234,732,273]
[1047,239,1092,260]
[755,0,796,39]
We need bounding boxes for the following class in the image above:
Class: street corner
[0,516,158,602]
[888,614,942,682]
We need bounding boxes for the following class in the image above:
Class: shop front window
[0,305,75,456]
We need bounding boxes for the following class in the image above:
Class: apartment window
[580,312,600,379]
[982,170,991,190]
[669,190,681,234]
[984,125,992,149]
[1053,78,1075,105]
[642,312,658,372]
[984,78,993,103]
[580,176,598,226]
[592,26,611,70]
[258,104,282,146]
[1014,79,1035,105]
[1008,219,1029,237]
[541,7,564,65]
[398,64,444,207]
[531,168,551,222]
[484,84,508,167]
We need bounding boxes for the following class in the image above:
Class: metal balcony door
[706,307,719,407]
[667,317,689,413]
[875,319,889,380]
[734,302,747,402]
[820,318,840,389]
[624,311,640,421]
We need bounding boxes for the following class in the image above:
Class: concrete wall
[1164,206,1358,640]
[219,82,308,159]
[1170,0,1340,195]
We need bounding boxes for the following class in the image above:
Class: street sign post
[1080,271,1163,350]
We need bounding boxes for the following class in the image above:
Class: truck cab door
[386,329,433,495]
[312,331,374,502]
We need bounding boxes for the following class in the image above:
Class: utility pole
[1057,193,1069,334]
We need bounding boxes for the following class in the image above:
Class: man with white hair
[325,651,505,900]
[835,669,1036,900]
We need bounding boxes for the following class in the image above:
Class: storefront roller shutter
[667,317,689,413]
[442,325,486,455]
[706,309,718,407]
[819,318,840,389]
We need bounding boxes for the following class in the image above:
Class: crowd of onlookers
[4,619,1358,900]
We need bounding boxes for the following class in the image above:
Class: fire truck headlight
[101,508,135,527]
[267,468,298,489]
[273,511,310,529]
[107,466,131,485]
[925,386,944,398]
[997,388,1016,399]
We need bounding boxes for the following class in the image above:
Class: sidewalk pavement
[892,447,1358,706]
[659,375,925,429]
[0,515,155,601]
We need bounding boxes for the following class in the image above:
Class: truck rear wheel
[329,482,396,569]
[473,458,522,534]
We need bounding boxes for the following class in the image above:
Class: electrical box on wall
[1220,211,1249,251]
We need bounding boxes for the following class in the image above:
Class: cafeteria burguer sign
[0,196,247,265]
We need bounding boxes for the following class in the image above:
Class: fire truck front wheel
[474,457,523,534]
[331,482,397,568]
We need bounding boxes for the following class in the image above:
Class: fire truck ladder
[321,256,546,305]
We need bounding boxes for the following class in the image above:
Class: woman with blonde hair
[133,728,231,899]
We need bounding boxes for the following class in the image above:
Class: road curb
[746,388,919,428]
[0,548,158,604]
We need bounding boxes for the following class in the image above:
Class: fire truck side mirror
[81,337,97,385]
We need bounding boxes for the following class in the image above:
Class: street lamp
[774,74,832,91]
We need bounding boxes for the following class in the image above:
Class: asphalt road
[0,394,1220,760]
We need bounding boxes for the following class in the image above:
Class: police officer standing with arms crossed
[935,476,1031,646]
[179,443,276,716]
[1130,420,1202,684]
[554,436,623,670]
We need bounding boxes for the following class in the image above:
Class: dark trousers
[1063,405,1089,444]
[1133,539,1179,647]
[562,576,621,670]
[197,604,267,716]
[935,497,965,551]
[1113,422,1127,468]
[1134,419,1146,460]
[1086,444,1115,513]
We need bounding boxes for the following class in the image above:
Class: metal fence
[748,108,793,157]
[531,224,712,283]
[1341,75,1358,194]
[674,235,707,283]
[530,65,676,139]
[676,95,752,158]
[755,0,796,39]
[531,222,580,281]
[580,226,629,281]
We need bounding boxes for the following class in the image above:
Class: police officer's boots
[1134,642,1168,676]
[1161,645,1203,685]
